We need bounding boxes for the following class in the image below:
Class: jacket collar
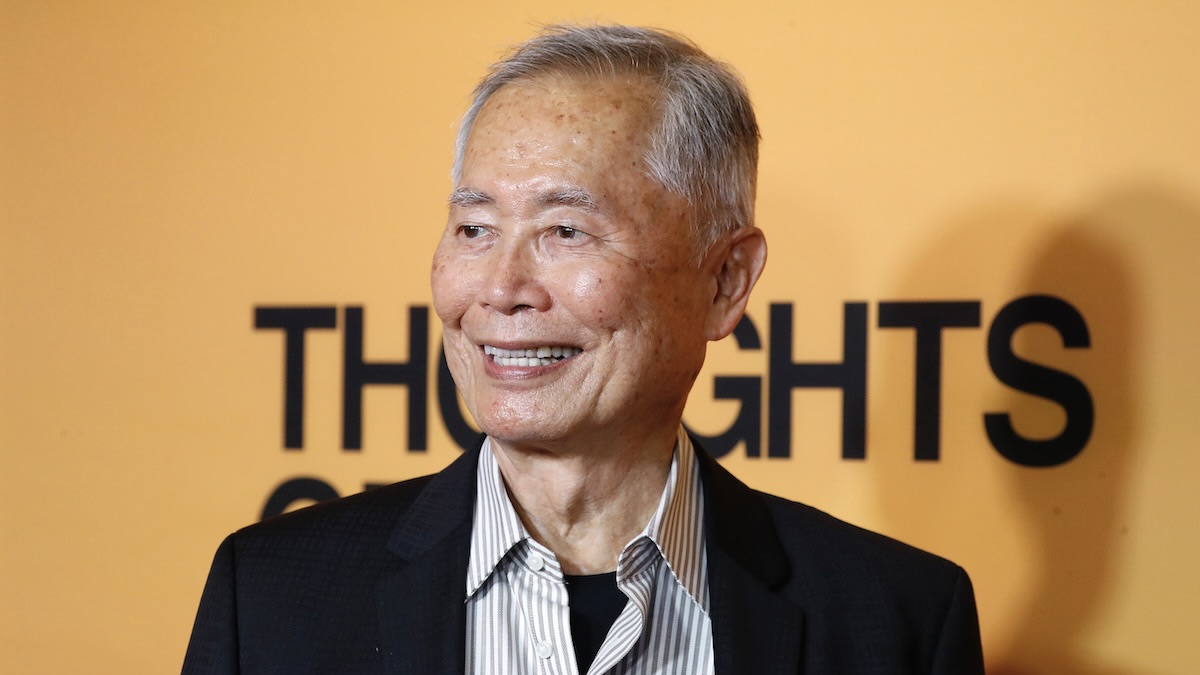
[694,447,807,675]
[377,443,480,675]
[375,436,805,675]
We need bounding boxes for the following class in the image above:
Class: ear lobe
[706,227,767,341]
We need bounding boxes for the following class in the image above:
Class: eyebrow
[539,187,599,212]
[447,187,493,208]
[447,185,601,213]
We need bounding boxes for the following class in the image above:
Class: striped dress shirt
[465,428,715,675]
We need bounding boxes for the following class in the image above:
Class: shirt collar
[630,426,709,611]
[465,428,709,611]
[465,436,528,598]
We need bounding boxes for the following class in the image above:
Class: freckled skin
[430,74,729,459]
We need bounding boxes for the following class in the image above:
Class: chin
[479,421,558,443]
[474,414,574,449]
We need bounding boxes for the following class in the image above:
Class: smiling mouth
[483,344,582,367]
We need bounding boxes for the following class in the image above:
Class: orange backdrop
[4,2,1198,673]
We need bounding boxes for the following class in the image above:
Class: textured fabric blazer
[182,440,985,674]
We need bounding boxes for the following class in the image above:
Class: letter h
[342,306,428,450]
[768,303,868,459]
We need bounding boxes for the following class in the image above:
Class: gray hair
[452,25,760,254]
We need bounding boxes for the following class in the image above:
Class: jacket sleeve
[931,566,986,674]
[181,536,241,675]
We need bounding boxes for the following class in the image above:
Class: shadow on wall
[867,184,1198,674]
[984,204,1134,675]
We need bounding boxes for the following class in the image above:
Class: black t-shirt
[564,572,628,674]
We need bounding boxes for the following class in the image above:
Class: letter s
[985,295,1094,467]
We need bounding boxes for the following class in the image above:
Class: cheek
[569,250,696,303]
[563,266,631,329]
[430,252,474,325]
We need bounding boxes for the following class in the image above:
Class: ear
[705,227,767,341]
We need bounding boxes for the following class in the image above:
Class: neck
[490,428,677,575]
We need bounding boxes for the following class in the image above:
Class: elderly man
[183,25,984,675]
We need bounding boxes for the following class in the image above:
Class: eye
[554,225,582,240]
[458,224,487,239]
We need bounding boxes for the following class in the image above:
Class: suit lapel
[377,525,471,674]
[707,549,805,675]
[376,443,481,675]
[695,444,806,674]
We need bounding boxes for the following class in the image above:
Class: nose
[478,239,551,314]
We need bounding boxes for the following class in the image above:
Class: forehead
[463,73,658,167]
[455,73,693,240]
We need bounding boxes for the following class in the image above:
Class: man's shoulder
[695,445,964,588]
[250,474,436,530]
[764,492,957,564]
[223,474,438,556]
[225,444,482,556]
[742,491,984,670]
[754,490,968,602]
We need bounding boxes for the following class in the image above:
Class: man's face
[431,74,721,452]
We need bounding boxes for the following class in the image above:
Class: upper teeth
[484,345,582,366]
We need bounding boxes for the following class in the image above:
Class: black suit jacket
[183,441,984,674]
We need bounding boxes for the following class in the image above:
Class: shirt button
[527,552,545,571]
[535,641,553,659]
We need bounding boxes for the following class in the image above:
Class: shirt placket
[505,542,577,675]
